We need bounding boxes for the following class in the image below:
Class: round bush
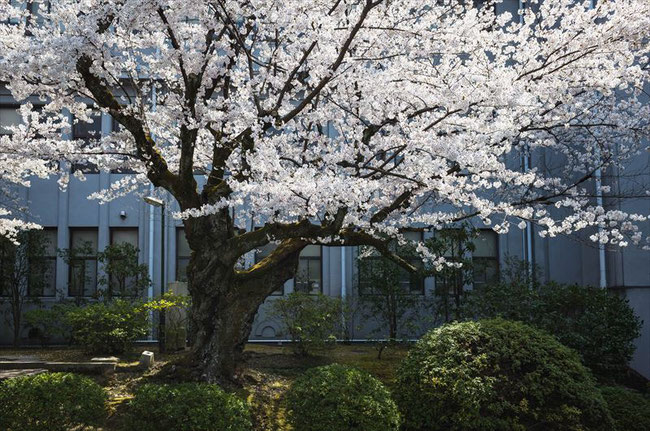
[285,364,400,431]
[396,319,613,431]
[66,299,150,354]
[127,383,252,431]
[0,372,107,431]
[600,386,650,431]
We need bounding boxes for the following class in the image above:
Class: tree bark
[184,217,301,382]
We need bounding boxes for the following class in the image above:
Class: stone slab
[0,369,48,381]
[0,361,116,375]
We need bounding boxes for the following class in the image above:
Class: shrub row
[284,319,650,431]
[0,373,251,431]
[466,280,642,378]
[24,295,188,355]
[2,319,647,431]
[0,372,107,431]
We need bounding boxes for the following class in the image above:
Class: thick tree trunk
[189,278,262,382]
[185,228,301,383]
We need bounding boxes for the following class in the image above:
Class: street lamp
[144,195,166,352]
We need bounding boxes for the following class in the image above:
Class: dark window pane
[71,113,101,174]
[69,228,98,297]
[176,229,191,282]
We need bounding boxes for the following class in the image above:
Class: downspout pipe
[519,1,534,282]
[147,86,157,338]
[341,246,347,337]
[589,0,607,289]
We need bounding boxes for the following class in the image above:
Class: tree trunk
[185,232,300,383]
[11,295,21,347]
[12,314,20,347]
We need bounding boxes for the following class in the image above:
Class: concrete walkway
[0,355,117,376]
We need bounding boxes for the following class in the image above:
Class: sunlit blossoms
[1,0,648,250]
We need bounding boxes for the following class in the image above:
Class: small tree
[143,292,191,351]
[0,230,51,346]
[271,292,342,356]
[97,242,150,300]
[358,239,426,358]
[425,227,477,323]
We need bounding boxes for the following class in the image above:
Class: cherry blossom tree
[0,0,649,381]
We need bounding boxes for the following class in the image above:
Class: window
[27,228,57,297]
[110,118,137,174]
[295,245,322,294]
[0,238,15,297]
[71,112,102,173]
[359,231,424,295]
[0,105,22,136]
[255,242,284,295]
[25,1,51,34]
[176,228,191,282]
[108,228,141,297]
[472,230,499,287]
[434,228,472,293]
[68,228,98,297]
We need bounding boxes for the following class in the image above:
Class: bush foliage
[466,278,642,377]
[396,319,613,431]
[66,299,149,354]
[127,383,252,431]
[270,292,342,355]
[286,364,400,431]
[600,386,650,431]
[0,372,107,431]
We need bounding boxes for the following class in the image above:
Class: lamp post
[144,195,166,352]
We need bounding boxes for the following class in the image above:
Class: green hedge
[285,364,400,431]
[0,372,107,431]
[396,319,612,431]
[466,280,641,377]
[127,383,252,431]
[601,386,650,431]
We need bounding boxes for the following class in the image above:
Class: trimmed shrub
[466,277,642,378]
[534,283,641,378]
[270,292,342,355]
[601,386,650,431]
[127,383,252,431]
[396,319,613,431]
[66,299,149,354]
[285,364,400,431]
[0,372,107,431]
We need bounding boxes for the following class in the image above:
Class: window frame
[107,227,140,297]
[357,230,425,296]
[294,245,323,295]
[0,104,22,136]
[68,227,99,298]
[70,111,102,174]
[175,227,191,283]
[471,229,499,288]
[27,227,57,298]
